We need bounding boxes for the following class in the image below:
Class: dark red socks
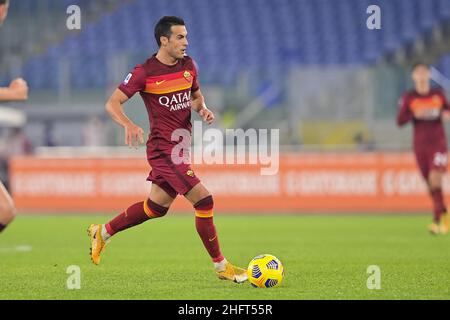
[194,195,224,263]
[105,199,168,236]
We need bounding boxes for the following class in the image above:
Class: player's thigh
[184,183,211,205]
[414,151,429,180]
[149,183,175,208]
[0,181,15,220]
[151,156,202,201]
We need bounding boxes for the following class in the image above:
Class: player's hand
[124,122,144,148]
[199,107,215,125]
[9,78,28,100]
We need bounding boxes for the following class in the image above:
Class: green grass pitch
[0,214,449,300]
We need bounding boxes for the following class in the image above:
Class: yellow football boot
[440,212,449,235]
[87,224,107,265]
[216,261,248,283]
[428,222,440,235]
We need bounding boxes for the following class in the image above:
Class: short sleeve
[118,65,147,98]
[398,94,407,110]
[191,59,200,93]
[396,93,413,126]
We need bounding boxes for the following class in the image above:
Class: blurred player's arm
[0,78,28,101]
[440,91,450,121]
[191,89,214,125]
[396,95,413,126]
[105,89,144,147]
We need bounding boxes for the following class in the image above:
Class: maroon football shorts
[414,148,448,179]
[146,153,201,198]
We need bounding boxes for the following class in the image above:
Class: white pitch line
[0,245,33,253]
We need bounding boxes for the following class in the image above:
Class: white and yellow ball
[247,254,284,288]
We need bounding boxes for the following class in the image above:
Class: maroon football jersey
[118,54,199,160]
[397,88,449,152]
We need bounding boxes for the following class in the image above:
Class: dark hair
[154,16,185,47]
[412,62,430,71]
[0,0,8,5]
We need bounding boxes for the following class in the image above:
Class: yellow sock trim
[143,200,159,219]
[195,209,214,218]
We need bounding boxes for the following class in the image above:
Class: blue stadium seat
[6,0,450,90]
[436,55,450,79]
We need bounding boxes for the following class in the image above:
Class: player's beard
[177,50,185,59]
[175,47,186,59]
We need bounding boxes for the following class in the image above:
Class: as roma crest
[183,70,192,83]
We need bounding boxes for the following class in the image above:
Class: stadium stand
[1,0,450,149]
[1,0,450,90]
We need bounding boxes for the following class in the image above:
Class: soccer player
[397,62,449,234]
[88,16,247,283]
[0,0,29,234]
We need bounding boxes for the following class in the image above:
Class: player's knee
[194,195,214,209]
[428,176,442,191]
[429,183,441,192]
[194,195,214,218]
[145,199,169,218]
[0,201,16,222]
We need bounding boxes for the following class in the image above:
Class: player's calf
[193,195,247,283]
[88,199,169,264]
[428,187,446,224]
[103,199,169,240]
[194,195,223,262]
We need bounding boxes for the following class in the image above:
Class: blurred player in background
[0,0,29,234]
[397,63,449,234]
[88,16,247,283]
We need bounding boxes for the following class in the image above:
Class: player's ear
[160,36,169,47]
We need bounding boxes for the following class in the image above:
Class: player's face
[165,25,188,60]
[0,3,9,26]
[412,65,431,84]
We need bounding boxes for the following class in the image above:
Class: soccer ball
[247,254,284,288]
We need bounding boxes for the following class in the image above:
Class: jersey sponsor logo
[159,91,192,112]
[123,73,132,85]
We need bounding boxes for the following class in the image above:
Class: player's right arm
[396,93,413,127]
[0,78,28,101]
[105,89,144,148]
[106,65,147,148]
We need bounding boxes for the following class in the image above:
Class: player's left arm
[440,90,450,121]
[191,89,214,125]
